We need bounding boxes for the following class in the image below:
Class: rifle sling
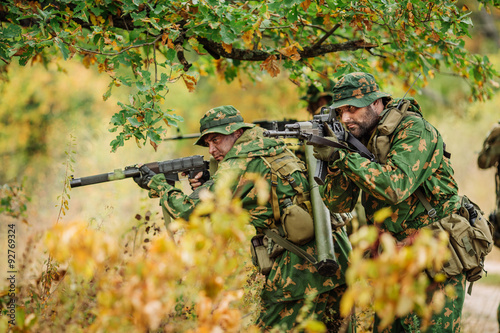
[263,229,318,266]
[307,135,375,161]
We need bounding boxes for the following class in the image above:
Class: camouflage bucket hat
[194,105,255,146]
[330,72,391,109]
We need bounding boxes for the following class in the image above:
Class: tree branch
[313,23,342,47]
[197,37,377,61]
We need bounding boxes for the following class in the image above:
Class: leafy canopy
[0,0,498,151]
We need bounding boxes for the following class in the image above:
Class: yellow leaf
[222,42,232,54]
[303,319,326,333]
[242,30,254,48]
[182,74,198,92]
[373,207,392,223]
[340,288,355,316]
[396,295,413,316]
[260,55,280,77]
[300,0,312,11]
[278,44,301,61]
[150,140,158,151]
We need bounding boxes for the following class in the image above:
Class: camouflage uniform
[146,106,351,331]
[316,72,465,332]
[477,121,500,330]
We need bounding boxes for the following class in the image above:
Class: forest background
[0,0,500,332]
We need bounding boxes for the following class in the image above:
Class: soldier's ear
[234,128,244,139]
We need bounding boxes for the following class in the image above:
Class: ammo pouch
[250,234,276,276]
[280,199,315,245]
[427,196,494,292]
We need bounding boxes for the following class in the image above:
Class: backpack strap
[415,188,437,218]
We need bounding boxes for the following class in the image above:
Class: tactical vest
[260,148,312,228]
[251,149,317,275]
[365,100,493,290]
[367,99,422,165]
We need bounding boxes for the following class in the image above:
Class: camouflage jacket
[148,126,350,303]
[320,100,461,241]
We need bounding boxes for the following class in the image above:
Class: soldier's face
[204,131,241,161]
[339,101,381,141]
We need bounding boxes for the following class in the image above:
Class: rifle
[163,119,298,141]
[70,155,209,188]
[263,108,375,185]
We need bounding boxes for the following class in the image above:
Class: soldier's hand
[185,171,210,190]
[133,164,157,190]
[313,136,340,161]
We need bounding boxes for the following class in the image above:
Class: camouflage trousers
[374,273,466,333]
[256,284,347,332]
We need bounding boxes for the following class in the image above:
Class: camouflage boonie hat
[330,72,391,109]
[194,105,255,146]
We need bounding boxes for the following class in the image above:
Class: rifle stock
[70,155,209,188]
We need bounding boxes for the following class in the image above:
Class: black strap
[307,134,375,161]
[443,143,451,159]
[345,132,376,161]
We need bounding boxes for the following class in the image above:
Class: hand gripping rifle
[70,155,209,188]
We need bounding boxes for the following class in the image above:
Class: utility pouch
[280,199,315,245]
[429,196,493,283]
[250,235,274,275]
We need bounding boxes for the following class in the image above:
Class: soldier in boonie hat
[301,81,335,115]
[194,105,255,146]
[330,72,391,110]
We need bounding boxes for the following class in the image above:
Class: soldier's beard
[348,105,379,143]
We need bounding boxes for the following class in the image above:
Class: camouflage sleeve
[331,117,443,205]
[148,173,204,220]
[216,157,273,229]
[320,167,360,213]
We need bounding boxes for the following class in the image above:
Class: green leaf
[103,83,113,101]
[219,25,237,44]
[127,117,142,127]
[166,48,176,62]
[54,38,70,60]
[1,24,22,38]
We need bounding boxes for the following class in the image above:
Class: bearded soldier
[134,105,351,331]
[312,72,466,332]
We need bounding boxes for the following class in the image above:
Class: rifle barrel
[70,155,207,188]
[263,130,301,138]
